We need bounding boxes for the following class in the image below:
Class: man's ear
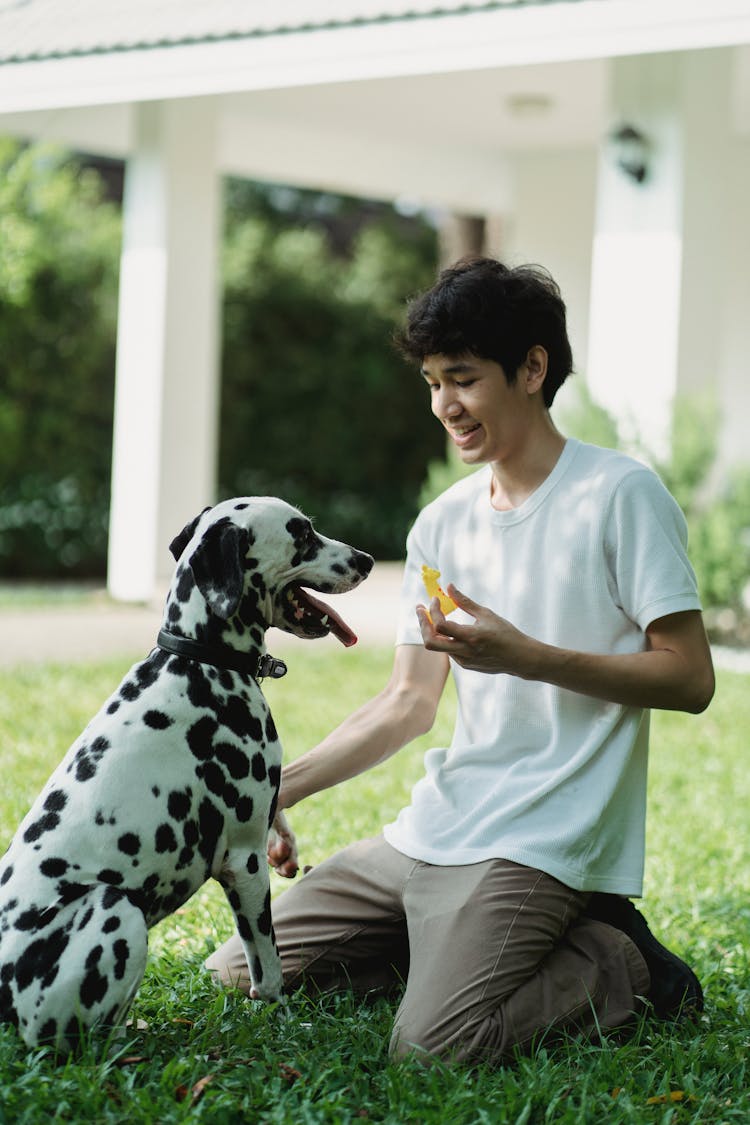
[523,345,548,396]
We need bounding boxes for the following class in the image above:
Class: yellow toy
[421,565,458,616]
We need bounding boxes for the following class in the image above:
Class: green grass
[0,581,105,609]
[0,649,748,1123]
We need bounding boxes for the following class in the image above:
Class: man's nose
[433,386,461,420]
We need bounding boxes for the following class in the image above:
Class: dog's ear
[169,507,212,561]
[186,518,249,620]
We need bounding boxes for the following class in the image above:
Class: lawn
[0,647,748,1123]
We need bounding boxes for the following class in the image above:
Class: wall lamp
[609,123,651,184]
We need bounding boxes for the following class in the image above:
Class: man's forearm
[280,685,435,809]
[520,639,713,713]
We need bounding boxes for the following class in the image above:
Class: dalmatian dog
[0,497,373,1052]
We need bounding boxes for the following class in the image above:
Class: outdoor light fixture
[609,123,651,184]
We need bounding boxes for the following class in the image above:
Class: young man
[206,258,715,1064]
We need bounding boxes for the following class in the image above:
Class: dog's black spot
[183,820,199,846]
[39,857,68,878]
[187,716,217,760]
[1,866,13,886]
[117,833,141,857]
[167,789,192,820]
[220,697,264,742]
[77,906,95,930]
[222,783,239,808]
[37,1017,56,1043]
[235,796,254,823]
[152,786,161,798]
[15,905,58,932]
[246,854,259,875]
[113,938,129,980]
[175,566,194,603]
[215,743,250,780]
[80,961,108,1009]
[23,811,60,844]
[257,889,272,936]
[265,714,278,743]
[102,916,120,934]
[202,762,226,799]
[252,955,263,983]
[73,753,97,783]
[234,502,249,510]
[85,944,103,970]
[251,753,266,782]
[236,911,252,942]
[143,710,172,730]
[106,700,121,715]
[97,870,124,886]
[155,824,178,853]
[15,927,69,991]
[102,886,122,911]
[197,798,224,863]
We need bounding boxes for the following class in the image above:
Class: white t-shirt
[382,439,701,895]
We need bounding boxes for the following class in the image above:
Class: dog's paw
[268,811,299,879]
[249,967,284,1004]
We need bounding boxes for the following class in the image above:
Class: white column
[586,53,684,457]
[107,99,221,602]
[502,149,598,409]
[676,48,750,476]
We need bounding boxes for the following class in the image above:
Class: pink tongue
[303,590,358,647]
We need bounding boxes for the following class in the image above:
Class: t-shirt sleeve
[604,468,702,630]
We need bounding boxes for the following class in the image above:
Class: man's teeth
[453,423,479,435]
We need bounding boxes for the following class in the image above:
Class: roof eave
[0,0,749,115]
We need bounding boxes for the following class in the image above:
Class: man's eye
[455,379,476,388]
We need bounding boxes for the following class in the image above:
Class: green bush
[0,146,440,576]
[0,139,121,577]
[219,197,442,559]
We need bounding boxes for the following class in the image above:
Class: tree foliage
[0,146,441,576]
[0,139,120,575]
[219,189,442,558]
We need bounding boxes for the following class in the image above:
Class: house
[1,0,749,599]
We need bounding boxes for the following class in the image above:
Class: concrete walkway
[0,563,405,668]
[1,563,748,672]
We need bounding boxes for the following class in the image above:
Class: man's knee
[204,936,252,995]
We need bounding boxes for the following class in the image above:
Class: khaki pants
[204,836,649,1064]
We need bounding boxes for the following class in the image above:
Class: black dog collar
[156,628,287,681]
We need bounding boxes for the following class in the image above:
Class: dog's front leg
[220,850,284,1002]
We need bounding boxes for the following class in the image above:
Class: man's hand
[417,584,536,676]
[267,809,299,879]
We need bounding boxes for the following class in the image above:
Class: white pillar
[587,53,684,457]
[503,149,598,407]
[107,99,221,602]
[676,49,750,476]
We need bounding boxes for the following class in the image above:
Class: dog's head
[166,497,373,646]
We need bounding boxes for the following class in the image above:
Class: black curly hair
[396,256,574,408]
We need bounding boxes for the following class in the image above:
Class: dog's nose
[352,550,374,578]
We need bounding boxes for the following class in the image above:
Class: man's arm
[419,587,715,714]
[268,644,449,876]
[280,643,449,811]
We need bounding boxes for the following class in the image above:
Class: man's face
[420,352,537,466]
